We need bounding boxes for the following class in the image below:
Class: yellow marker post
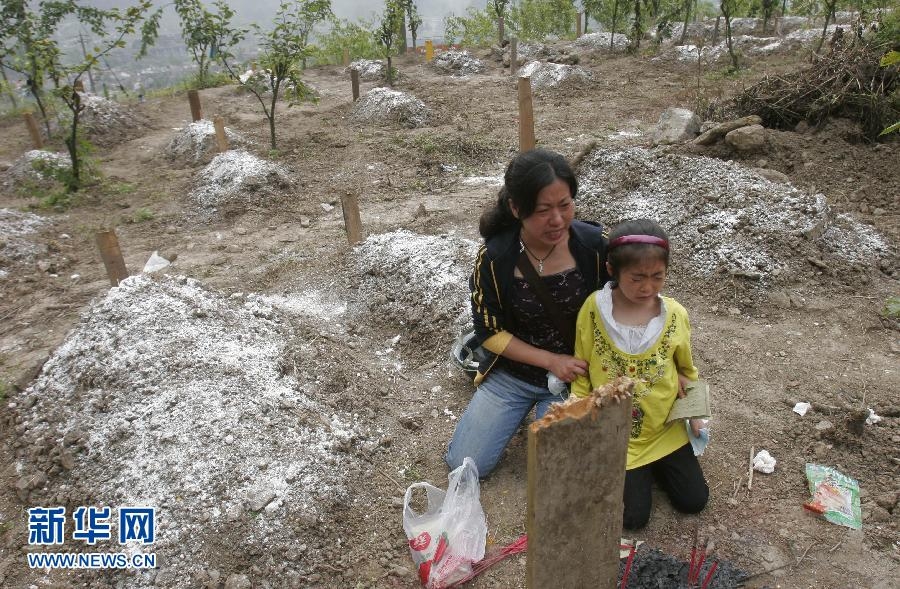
[425,40,434,63]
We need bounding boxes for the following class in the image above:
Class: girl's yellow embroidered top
[571,294,698,469]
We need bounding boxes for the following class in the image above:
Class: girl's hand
[677,373,692,398]
[547,354,588,383]
[689,418,705,437]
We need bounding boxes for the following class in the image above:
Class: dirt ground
[0,37,898,589]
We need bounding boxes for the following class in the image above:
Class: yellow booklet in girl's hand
[666,381,711,422]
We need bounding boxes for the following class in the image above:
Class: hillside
[0,30,898,589]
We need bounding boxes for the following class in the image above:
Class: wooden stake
[187,89,202,122]
[213,116,229,153]
[351,69,360,102]
[510,38,518,76]
[23,113,43,149]
[342,47,350,67]
[95,230,129,287]
[425,39,434,62]
[526,379,633,589]
[340,192,364,244]
[518,76,535,152]
[577,12,583,38]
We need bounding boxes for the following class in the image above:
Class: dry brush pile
[731,43,899,140]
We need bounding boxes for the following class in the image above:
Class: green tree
[488,0,511,43]
[376,0,404,86]
[3,0,159,191]
[759,0,777,33]
[311,18,381,64]
[0,0,65,137]
[510,0,579,41]
[629,0,643,52]
[719,0,744,71]
[584,0,630,50]
[444,7,496,46]
[294,0,334,69]
[815,0,841,53]
[220,1,317,149]
[172,0,244,88]
[404,1,423,50]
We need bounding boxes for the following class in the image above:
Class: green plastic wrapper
[804,463,862,530]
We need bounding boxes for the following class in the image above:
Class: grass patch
[108,181,137,195]
[129,208,155,224]
[401,464,424,482]
[883,295,900,319]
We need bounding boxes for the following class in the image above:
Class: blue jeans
[445,369,565,478]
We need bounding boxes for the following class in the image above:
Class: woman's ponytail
[478,187,518,239]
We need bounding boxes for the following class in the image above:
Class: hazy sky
[86,0,483,22]
[82,0,485,36]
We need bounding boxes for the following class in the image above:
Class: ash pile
[618,544,749,589]
[575,146,893,287]
[346,229,478,346]
[573,32,630,52]
[0,209,47,277]
[9,274,380,588]
[517,42,580,65]
[189,150,293,216]
[518,61,593,92]
[350,87,430,128]
[347,59,387,81]
[164,120,253,166]
[78,93,149,146]
[432,50,485,76]
[1,150,70,192]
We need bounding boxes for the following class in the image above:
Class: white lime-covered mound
[350,87,430,128]
[165,120,253,165]
[190,149,293,212]
[12,274,375,587]
[576,147,891,286]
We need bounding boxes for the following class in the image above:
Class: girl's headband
[608,235,669,251]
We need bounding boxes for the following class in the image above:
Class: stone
[867,505,891,523]
[225,503,244,521]
[873,491,898,511]
[652,107,700,145]
[768,291,791,309]
[725,124,768,153]
[754,167,791,184]
[694,115,763,145]
[223,574,251,589]
[234,227,247,235]
[248,490,277,512]
[299,216,311,228]
[815,420,834,431]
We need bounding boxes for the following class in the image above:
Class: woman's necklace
[519,238,557,275]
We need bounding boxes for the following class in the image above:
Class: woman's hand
[677,373,692,398]
[546,354,588,383]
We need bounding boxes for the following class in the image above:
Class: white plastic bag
[142,251,170,273]
[403,457,487,588]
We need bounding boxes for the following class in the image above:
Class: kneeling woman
[445,149,609,478]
